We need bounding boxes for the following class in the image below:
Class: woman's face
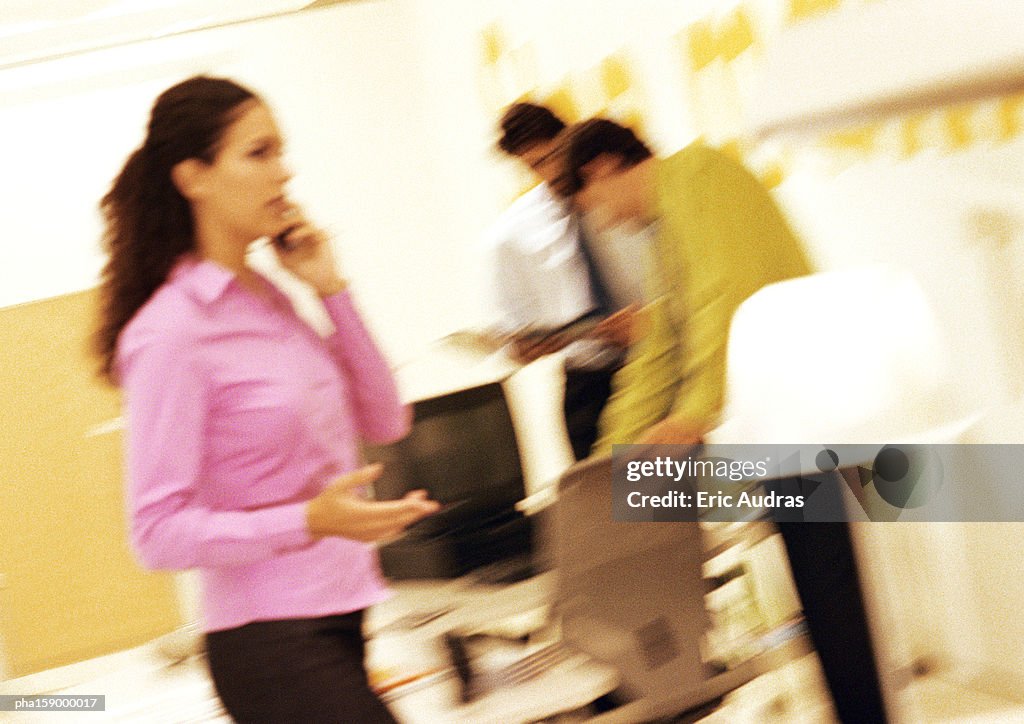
[189,100,294,243]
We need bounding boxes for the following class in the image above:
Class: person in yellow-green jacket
[560,120,811,451]
[559,119,890,724]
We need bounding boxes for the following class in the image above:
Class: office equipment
[550,455,802,722]
[713,268,989,722]
[364,382,535,580]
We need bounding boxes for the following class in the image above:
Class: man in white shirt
[483,103,636,460]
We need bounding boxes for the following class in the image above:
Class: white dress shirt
[483,183,623,370]
[484,183,598,332]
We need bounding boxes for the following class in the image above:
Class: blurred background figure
[96,75,438,723]
[561,118,811,451]
[482,102,640,460]
[561,118,889,723]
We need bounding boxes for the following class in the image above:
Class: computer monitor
[363,381,534,579]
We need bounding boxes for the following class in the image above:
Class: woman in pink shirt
[95,76,438,723]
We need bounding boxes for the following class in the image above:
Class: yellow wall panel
[997,94,1024,143]
[899,113,928,158]
[758,161,786,189]
[600,53,633,100]
[788,0,842,23]
[541,83,580,123]
[0,290,180,676]
[943,105,974,151]
[822,122,883,154]
[480,23,506,66]
[687,20,718,72]
[719,8,756,61]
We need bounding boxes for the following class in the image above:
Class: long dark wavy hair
[95,75,257,383]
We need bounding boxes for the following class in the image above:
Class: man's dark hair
[497,102,566,156]
[560,118,653,195]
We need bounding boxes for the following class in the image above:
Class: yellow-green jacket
[593,143,812,453]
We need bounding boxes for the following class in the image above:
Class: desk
[366,572,620,723]
[364,568,819,724]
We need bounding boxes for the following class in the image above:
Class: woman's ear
[170,158,205,200]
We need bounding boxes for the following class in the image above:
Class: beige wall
[0,290,181,677]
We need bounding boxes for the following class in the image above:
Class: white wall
[776,148,1024,414]
[0,1,499,366]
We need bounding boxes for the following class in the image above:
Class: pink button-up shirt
[116,256,409,632]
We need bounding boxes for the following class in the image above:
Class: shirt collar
[169,255,238,306]
[536,182,573,214]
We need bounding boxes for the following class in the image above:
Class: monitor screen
[363,381,527,527]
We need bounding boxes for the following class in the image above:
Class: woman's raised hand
[272,205,348,297]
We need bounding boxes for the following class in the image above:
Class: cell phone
[273,224,301,251]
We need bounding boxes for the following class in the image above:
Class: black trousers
[563,366,617,461]
[205,610,396,724]
[777,522,889,724]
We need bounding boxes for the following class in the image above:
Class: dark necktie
[573,216,615,316]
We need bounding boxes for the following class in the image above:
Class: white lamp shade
[713,267,972,445]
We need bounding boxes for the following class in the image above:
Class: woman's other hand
[305,464,440,542]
